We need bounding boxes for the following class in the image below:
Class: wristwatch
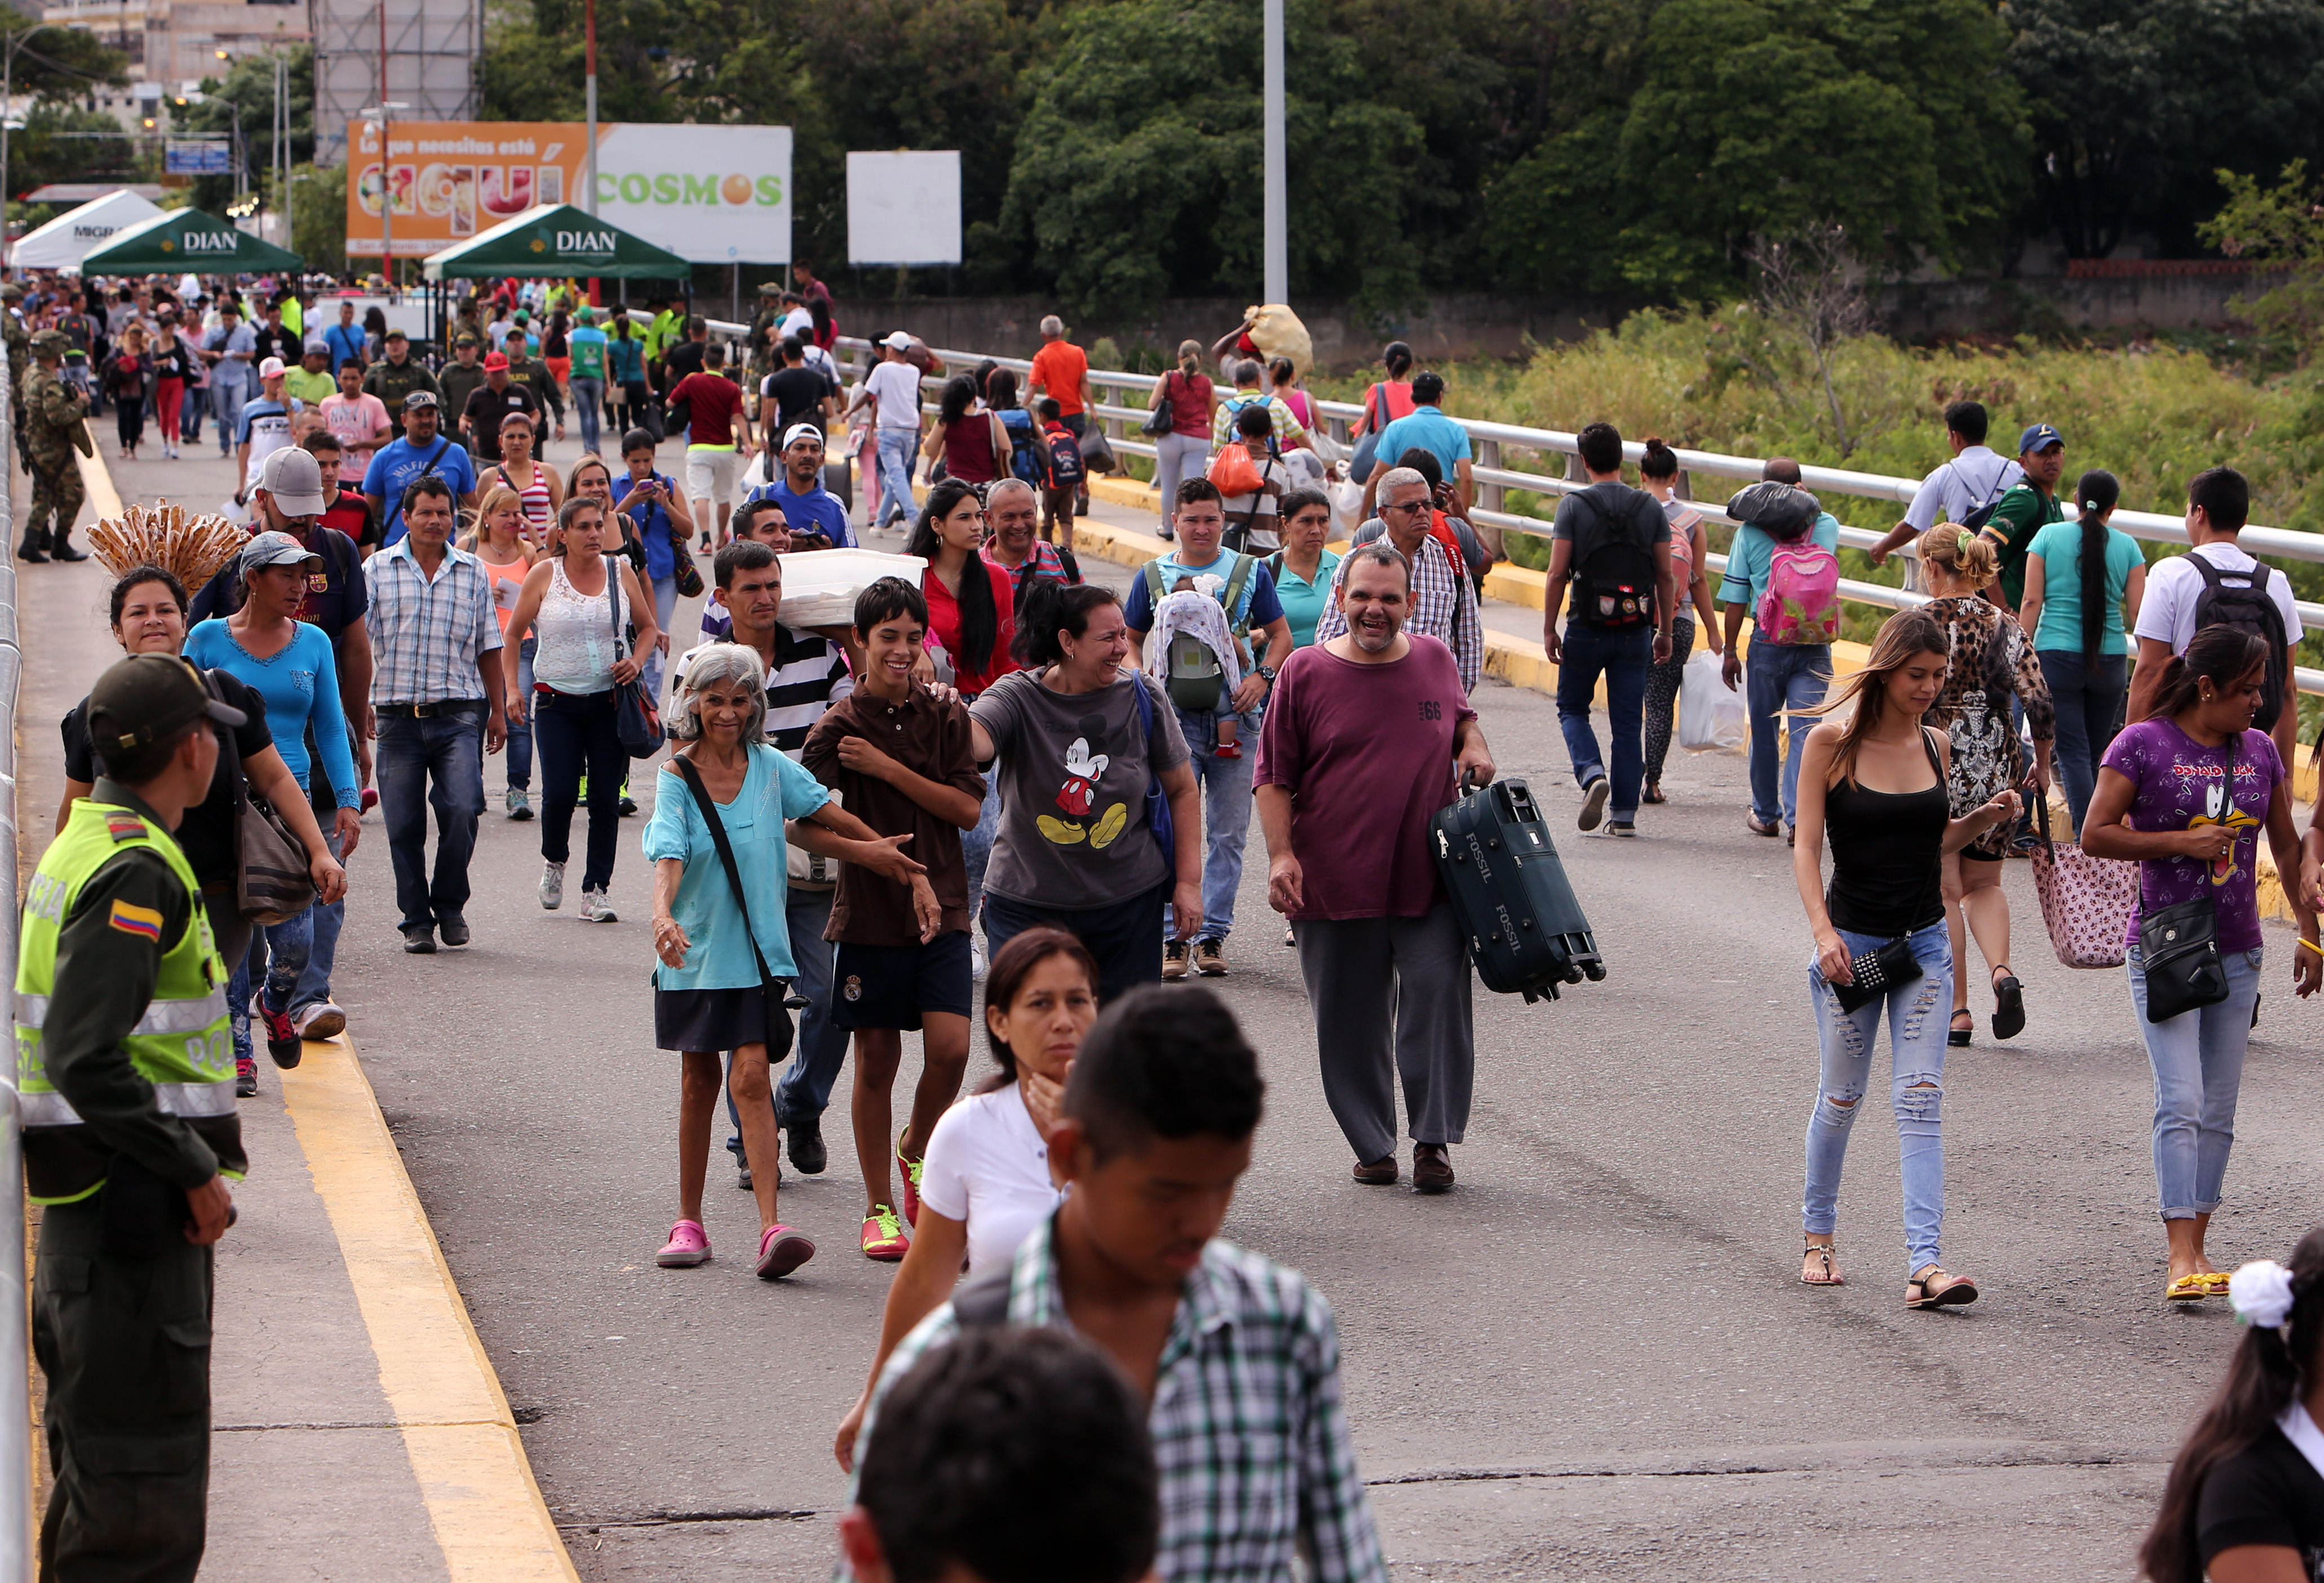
[1256,664,1278,684]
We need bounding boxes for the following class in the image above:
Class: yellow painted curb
[280,1034,579,1582]
[74,444,122,523]
[1088,475,1161,514]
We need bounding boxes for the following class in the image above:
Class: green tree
[1487,0,2028,299]
[2199,160,2324,352]
[170,42,313,214]
[998,0,1425,319]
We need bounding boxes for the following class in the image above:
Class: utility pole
[1261,0,1286,305]
[378,0,392,293]
[584,0,598,216]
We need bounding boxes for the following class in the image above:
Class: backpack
[2190,555,2290,732]
[999,407,1047,487]
[1143,553,1255,712]
[1952,462,2013,533]
[1043,426,1084,487]
[1567,488,1661,632]
[1757,538,1842,645]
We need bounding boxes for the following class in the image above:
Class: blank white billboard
[847,152,962,267]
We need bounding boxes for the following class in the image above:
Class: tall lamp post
[0,23,69,269]
[1261,0,1285,304]
[584,0,598,217]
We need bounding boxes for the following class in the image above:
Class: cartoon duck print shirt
[2102,717,2283,953]
[968,667,1190,910]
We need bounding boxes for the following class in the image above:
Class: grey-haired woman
[644,644,927,1280]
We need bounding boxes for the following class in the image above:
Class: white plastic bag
[1679,649,1746,751]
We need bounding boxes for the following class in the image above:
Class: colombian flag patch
[107,900,163,941]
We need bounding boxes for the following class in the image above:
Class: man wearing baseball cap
[362,390,479,547]
[1977,422,2068,613]
[18,653,248,1580]
[234,354,303,510]
[852,332,928,531]
[461,349,539,465]
[360,324,441,414]
[745,422,855,549]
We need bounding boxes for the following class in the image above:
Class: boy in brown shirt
[803,577,986,1261]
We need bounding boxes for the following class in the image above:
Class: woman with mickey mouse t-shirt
[966,581,1203,1003]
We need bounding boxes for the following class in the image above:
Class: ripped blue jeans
[1803,920,1954,1276]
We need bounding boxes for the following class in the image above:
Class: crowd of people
[13,264,2324,1583]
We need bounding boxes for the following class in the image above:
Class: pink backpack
[1757,538,1840,645]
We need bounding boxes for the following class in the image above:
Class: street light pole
[378,0,392,293]
[584,0,597,216]
[1261,0,1286,305]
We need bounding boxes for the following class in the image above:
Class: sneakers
[1163,940,1189,981]
[1194,937,1228,976]
[897,1142,925,1226]
[786,1113,827,1175]
[438,914,471,947]
[1606,820,1637,837]
[579,887,617,922]
[1578,776,1610,832]
[656,1219,711,1268]
[506,788,533,821]
[236,1054,258,1098]
[260,1004,303,1069]
[539,861,566,910]
[970,936,987,979]
[860,1204,908,1261]
[755,1223,816,1280]
[294,1001,346,1040]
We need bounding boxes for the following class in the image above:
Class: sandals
[2165,1273,2211,1303]
[1991,971,2025,1041]
[1906,1265,1979,1310]
[1801,1240,1844,1286]
[1949,1010,1973,1048]
[1642,783,1667,805]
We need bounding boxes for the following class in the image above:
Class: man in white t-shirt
[852,332,927,532]
[1867,399,2024,579]
[2129,465,2304,768]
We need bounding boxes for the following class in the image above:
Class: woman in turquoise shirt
[645,643,926,1282]
[1266,487,1342,650]
[2018,469,2146,833]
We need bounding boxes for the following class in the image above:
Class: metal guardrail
[0,352,30,1581]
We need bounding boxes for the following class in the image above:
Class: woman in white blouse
[832,925,1099,1471]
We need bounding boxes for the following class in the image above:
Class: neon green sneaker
[860,1204,908,1262]
[896,1143,926,1227]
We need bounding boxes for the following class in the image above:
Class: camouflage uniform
[745,284,786,388]
[23,332,89,561]
[4,285,29,468]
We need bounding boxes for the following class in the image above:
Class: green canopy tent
[420,204,689,281]
[78,207,304,273]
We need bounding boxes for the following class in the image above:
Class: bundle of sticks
[85,502,245,590]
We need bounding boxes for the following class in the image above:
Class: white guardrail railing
[659,313,2324,695]
[0,352,33,1578]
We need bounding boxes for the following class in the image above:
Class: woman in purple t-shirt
[2083,626,2319,1304]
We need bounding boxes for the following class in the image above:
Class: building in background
[39,0,308,132]
[309,0,477,168]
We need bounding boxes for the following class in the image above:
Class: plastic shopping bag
[1679,649,1746,751]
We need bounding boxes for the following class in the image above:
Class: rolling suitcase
[1431,776,1605,1003]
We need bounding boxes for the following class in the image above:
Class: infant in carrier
[1146,574,1248,758]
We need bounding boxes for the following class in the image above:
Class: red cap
[484,351,510,372]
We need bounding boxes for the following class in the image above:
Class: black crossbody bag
[2136,733,2235,1024]
[671,754,795,1060]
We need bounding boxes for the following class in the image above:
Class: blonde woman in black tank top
[1790,609,2022,1311]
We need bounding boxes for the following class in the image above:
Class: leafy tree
[2199,160,2324,352]
[2007,0,2324,259]
[1490,0,2027,300]
[997,0,1424,320]
[170,43,313,214]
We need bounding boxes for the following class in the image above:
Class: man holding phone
[745,422,855,549]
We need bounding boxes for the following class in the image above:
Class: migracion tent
[11,189,166,272]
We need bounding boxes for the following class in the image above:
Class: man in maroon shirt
[1255,543,1494,1194]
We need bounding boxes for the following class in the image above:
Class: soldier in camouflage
[745,281,787,388]
[4,282,29,469]
[22,328,90,563]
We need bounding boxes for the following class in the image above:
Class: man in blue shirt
[744,423,855,548]
[1715,458,1842,840]
[321,298,368,375]
[1122,479,1294,981]
[361,392,480,547]
[1362,370,1472,518]
[233,357,302,509]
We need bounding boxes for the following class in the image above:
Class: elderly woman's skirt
[653,983,789,1055]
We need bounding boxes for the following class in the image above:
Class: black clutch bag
[1829,936,1923,1014]
[2137,896,2228,1023]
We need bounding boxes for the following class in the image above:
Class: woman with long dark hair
[2083,626,2319,1301]
[920,372,1006,487]
[906,477,1016,697]
[987,367,1039,485]
[2139,1228,2324,1582]
[831,925,1101,1473]
[2020,468,2146,833]
[1146,339,1216,541]
[1791,608,2022,1307]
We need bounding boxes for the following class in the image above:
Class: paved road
[50,439,2324,1580]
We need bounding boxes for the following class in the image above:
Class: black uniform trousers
[33,1191,212,1583]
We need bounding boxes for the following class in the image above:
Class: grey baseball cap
[255,446,327,516]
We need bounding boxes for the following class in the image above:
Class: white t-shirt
[780,305,814,341]
[862,359,925,431]
[917,1084,1060,1279]
[2132,541,2304,654]
[1903,445,2023,532]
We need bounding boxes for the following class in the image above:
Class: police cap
[86,655,245,758]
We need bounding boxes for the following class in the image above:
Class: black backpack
[2190,556,2290,732]
[1568,487,1660,631]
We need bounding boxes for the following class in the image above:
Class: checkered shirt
[1312,532,1482,693]
[364,538,502,705]
[848,1215,1387,1583]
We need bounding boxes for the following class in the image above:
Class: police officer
[18,653,248,1582]
[23,326,90,563]
[358,326,442,414]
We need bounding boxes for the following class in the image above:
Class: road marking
[280,1033,579,1582]
[74,441,122,522]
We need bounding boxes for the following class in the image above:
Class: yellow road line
[279,1034,579,1582]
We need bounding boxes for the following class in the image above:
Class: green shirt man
[1977,422,2068,610]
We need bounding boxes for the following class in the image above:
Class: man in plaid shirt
[364,475,506,953]
[1313,467,1484,693]
[845,985,1387,1583]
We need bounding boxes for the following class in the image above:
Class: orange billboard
[347,121,586,257]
